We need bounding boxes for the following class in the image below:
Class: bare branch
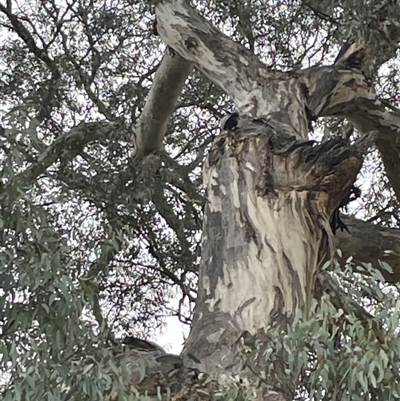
[299,64,400,200]
[0,3,61,123]
[155,1,285,113]
[0,3,57,71]
[336,216,400,283]
[133,49,193,160]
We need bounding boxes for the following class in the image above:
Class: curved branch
[155,0,309,138]
[328,95,400,201]
[341,98,400,201]
[155,0,272,103]
[300,64,400,201]
[329,2,400,200]
[334,2,400,75]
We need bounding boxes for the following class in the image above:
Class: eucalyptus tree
[1,0,400,400]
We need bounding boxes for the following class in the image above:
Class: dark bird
[220,112,239,131]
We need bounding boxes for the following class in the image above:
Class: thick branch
[331,2,400,200]
[155,1,400,199]
[339,99,400,201]
[376,136,400,201]
[155,0,310,139]
[336,216,400,283]
[155,0,273,99]
[300,66,400,200]
[336,95,400,203]
[134,49,193,160]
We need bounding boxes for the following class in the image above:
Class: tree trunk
[150,0,379,398]
[180,125,364,400]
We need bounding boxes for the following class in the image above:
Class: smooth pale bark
[133,50,193,160]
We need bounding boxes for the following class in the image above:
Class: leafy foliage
[0,0,399,399]
[245,260,400,401]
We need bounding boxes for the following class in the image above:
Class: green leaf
[378,260,393,273]
[83,363,94,375]
[368,367,377,388]
[357,370,368,392]
[139,359,146,383]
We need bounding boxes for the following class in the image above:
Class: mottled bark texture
[182,125,363,373]
[155,1,309,139]
[155,0,400,197]
[121,0,400,399]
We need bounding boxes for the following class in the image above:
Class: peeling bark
[181,127,364,379]
[155,0,400,201]
[299,68,400,200]
[334,2,400,75]
[333,2,400,200]
[155,0,309,139]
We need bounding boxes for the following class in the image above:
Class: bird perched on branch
[220,112,239,131]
